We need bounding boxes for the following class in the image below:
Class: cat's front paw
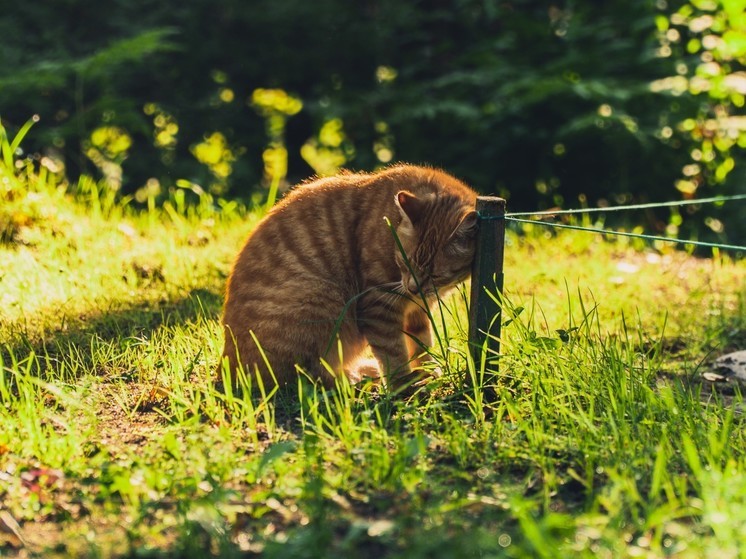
[346,357,382,384]
[387,367,438,399]
[411,356,442,380]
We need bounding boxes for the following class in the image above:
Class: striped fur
[220,164,477,391]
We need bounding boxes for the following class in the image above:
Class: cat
[220,164,478,393]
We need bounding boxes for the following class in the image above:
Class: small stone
[703,350,746,384]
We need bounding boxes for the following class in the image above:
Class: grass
[2,122,746,558]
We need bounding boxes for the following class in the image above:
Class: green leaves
[75,28,179,78]
[0,28,177,89]
[1,0,744,243]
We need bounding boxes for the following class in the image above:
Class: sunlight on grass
[1,120,746,557]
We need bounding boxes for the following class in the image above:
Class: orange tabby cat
[220,164,478,392]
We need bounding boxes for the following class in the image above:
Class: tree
[1,0,743,242]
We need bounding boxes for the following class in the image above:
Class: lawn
[2,136,746,558]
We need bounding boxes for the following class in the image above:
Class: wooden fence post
[468,196,506,394]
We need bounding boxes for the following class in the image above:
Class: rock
[702,350,746,384]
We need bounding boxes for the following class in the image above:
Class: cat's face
[394,190,477,298]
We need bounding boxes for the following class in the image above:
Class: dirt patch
[92,383,170,457]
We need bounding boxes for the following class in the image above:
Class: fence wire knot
[476,212,506,221]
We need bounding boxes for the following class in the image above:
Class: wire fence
[505,193,746,218]
[498,193,746,252]
[467,192,745,381]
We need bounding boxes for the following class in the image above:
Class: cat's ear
[446,211,478,257]
[444,210,477,244]
[395,190,425,224]
[454,210,478,238]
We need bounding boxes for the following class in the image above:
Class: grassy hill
[2,132,746,557]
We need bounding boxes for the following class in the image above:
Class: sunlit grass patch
[1,120,746,557]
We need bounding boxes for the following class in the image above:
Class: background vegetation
[1,0,745,242]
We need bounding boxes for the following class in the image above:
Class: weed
[1,119,745,557]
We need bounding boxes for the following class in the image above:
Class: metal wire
[505,217,746,252]
[505,193,746,218]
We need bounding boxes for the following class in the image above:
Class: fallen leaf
[0,510,26,548]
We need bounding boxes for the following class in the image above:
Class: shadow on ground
[0,288,224,379]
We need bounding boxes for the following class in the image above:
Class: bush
[1,0,744,243]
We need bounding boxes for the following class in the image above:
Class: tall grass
[1,118,745,557]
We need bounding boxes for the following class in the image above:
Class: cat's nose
[407,276,419,294]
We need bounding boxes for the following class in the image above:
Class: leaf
[257,441,297,476]
[0,511,26,549]
[556,327,579,343]
[20,467,64,490]
[76,28,180,77]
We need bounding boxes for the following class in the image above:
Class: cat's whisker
[365,282,410,309]
[344,282,399,305]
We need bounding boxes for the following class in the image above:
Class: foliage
[654,0,746,241]
[1,0,744,242]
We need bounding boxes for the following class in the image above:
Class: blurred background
[1,0,745,242]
